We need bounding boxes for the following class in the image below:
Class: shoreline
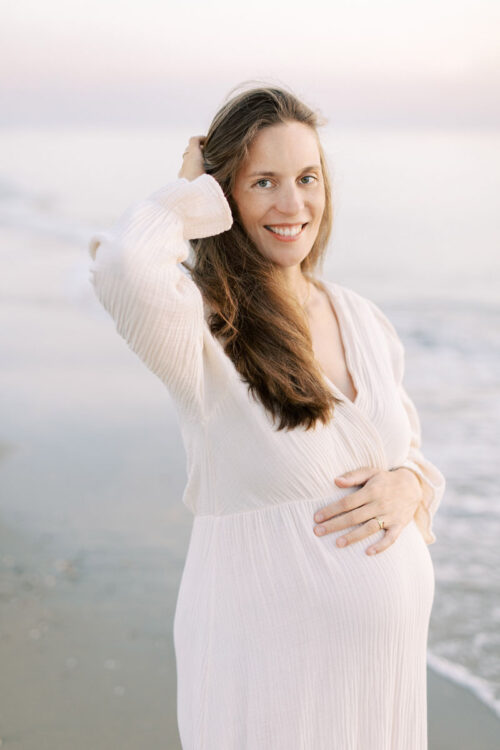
[428,667,500,749]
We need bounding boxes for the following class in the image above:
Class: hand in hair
[178,135,206,182]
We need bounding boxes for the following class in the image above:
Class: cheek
[240,205,267,236]
[315,195,326,220]
[233,194,258,227]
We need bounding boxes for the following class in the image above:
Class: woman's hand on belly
[312,466,424,556]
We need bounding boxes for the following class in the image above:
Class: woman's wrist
[391,466,425,505]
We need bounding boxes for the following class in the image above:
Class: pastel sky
[2,0,499,128]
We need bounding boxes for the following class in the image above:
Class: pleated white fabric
[88,173,446,749]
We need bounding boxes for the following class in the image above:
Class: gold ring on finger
[375,516,385,530]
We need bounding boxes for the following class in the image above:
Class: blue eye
[253,175,318,188]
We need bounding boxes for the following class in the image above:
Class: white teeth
[267,224,304,237]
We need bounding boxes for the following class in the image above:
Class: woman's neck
[277,265,312,307]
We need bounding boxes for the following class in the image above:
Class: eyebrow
[248,164,321,178]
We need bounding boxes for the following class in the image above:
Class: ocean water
[1,126,499,719]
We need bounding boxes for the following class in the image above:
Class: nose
[274,181,304,216]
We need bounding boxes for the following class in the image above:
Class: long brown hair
[183,82,342,431]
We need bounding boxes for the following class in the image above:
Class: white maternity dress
[88,173,446,750]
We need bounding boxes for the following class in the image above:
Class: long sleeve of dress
[87,173,233,422]
[366,298,446,545]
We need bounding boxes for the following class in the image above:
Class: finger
[314,503,379,537]
[335,467,379,487]
[189,135,206,146]
[366,524,402,556]
[182,141,203,160]
[333,518,383,547]
[314,484,373,523]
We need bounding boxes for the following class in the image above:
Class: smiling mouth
[264,223,308,240]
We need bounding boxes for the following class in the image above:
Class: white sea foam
[428,651,500,719]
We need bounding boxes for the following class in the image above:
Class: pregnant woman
[88,84,446,749]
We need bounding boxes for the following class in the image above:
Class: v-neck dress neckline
[315,279,362,409]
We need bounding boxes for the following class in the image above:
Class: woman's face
[232,121,326,268]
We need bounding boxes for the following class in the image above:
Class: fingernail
[337,537,347,547]
[315,526,326,536]
[314,513,323,523]
[367,548,376,555]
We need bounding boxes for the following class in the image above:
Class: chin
[260,244,313,267]
[272,254,310,268]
